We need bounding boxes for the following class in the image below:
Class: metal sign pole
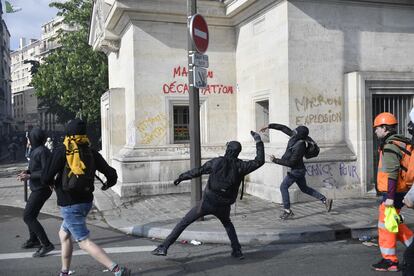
[187,0,202,209]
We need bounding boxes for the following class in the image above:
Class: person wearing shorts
[43,119,130,276]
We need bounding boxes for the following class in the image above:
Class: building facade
[89,0,414,203]
[10,17,70,133]
[0,2,11,137]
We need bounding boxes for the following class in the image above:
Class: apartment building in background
[0,2,12,137]
[10,16,72,133]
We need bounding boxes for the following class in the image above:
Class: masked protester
[17,127,54,257]
[152,131,265,259]
[372,112,413,272]
[260,123,333,220]
[42,119,130,276]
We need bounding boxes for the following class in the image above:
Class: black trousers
[163,199,241,251]
[403,241,414,276]
[23,188,53,246]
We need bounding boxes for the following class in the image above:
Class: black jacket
[42,144,117,206]
[268,123,307,169]
[28,128,50,191]
[178,141,265,205]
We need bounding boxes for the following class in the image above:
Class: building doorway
[370,92,414,192]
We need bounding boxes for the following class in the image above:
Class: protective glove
[250,131,262,143]
[384,198,394,207]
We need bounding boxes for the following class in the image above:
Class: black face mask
[65,118,87,136]
[224,141,242,159]
[294,126,309,139]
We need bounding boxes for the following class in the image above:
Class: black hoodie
[42,119,118,206]
[28,128,51,191]
[268,124,308,169]
[177,140,264,205]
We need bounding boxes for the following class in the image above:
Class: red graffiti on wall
[163,65,234,95]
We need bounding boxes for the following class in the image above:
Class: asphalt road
[0,205,402,276]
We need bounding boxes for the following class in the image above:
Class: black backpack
[209,157,244,200]
[62,145,96,194]
[304,137,320,159]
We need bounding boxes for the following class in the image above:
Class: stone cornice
[290,0,414,7]
[89,0,414,54]
[89,0,121,53]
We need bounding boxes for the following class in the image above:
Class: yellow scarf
[63,135,90,176]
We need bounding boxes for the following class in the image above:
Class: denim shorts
[60,202,93,242]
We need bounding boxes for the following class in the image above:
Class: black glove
[250,131,262,143]
[101,182,115,191]
[173,178,182,186]
[271,157,281,164]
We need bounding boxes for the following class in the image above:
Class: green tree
[32,0,107,146]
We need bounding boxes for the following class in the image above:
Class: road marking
[0,245,156,260]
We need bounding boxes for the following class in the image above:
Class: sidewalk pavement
[2,162,414,245]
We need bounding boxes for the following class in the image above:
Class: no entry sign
[190,14,209,54]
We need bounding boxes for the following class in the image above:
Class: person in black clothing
[260,123,332,220]
[42,119,130,276]
[152,131,265,259]
[17,127,55,257]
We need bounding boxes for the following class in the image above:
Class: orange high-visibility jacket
[377,134,411,193]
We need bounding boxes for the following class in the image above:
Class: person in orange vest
[372,112,414,272]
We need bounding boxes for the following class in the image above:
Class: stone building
[89,0,414,204]
[10,16,72,133]
[0,2,11,137]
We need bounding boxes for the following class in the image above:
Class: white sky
[3,0,60,51]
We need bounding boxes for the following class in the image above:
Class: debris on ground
[190,240,202,245]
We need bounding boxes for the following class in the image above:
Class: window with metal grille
[173,105,189,143]
[371,94,414,190]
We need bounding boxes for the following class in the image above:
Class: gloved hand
[101,182,115,191]
[174,178,182,186]
[250,131,262,143]
[270,155,280,163]
[384,198,394,206]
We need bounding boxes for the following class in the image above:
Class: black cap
[65,118,87,136]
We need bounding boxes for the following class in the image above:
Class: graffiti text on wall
[294,94,342,126]
[295,95,342,112]
[305,162,360,188]
[136,113,168,145]
[162,65,234,95]
[296,110,342,125]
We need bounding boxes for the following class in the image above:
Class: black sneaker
[151,245,167,256]
[21,239,41,249]
[280,210,294,220]
[231,249,244,260]
[324,199,333,212]
[371,258,399,272]
[33,243,55,257]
